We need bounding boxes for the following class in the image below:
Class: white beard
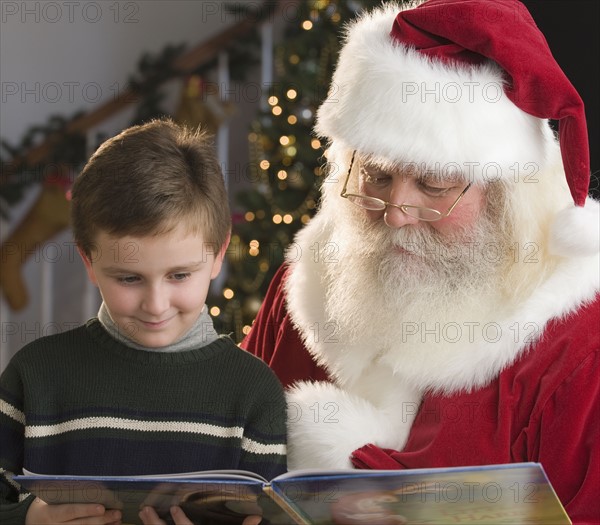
[285,186,519,469]
[317,196,513,393]
[284,168,598,470]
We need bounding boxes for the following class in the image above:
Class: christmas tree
[209,0,383,340]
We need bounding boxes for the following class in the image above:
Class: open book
[15,462,570,525]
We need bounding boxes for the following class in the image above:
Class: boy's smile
[80,223,226,348]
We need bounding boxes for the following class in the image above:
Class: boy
[0,119,287,525]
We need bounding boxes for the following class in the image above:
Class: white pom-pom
[549,199,600,257]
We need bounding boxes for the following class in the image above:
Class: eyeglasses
[340,151,472,222]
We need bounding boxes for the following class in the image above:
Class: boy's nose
[141,286,170,317]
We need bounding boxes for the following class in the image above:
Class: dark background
[522,0,599,199]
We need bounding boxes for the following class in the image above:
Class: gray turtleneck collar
[97,302,219,352]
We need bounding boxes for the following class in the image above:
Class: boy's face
[80,223,228,348]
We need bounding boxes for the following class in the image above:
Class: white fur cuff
[286,381,415,470]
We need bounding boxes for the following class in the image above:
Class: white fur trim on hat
[315,3,556,185]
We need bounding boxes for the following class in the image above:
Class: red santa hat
[316,0,599,256]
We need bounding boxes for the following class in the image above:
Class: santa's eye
[361,165,390,186]
[417,179,455,197]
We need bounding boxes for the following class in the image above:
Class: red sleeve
[239,265,289,365]
[351,444,405,469]
[351,334,600,525]
[535,349,600,524]
[240,264,330,388]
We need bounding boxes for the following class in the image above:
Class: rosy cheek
[432,202,482,234]
[430,216,461,235]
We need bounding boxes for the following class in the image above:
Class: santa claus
[241,0,599,522]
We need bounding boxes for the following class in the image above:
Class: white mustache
[367,224,459,259]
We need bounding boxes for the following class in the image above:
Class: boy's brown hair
[71,119,231,256]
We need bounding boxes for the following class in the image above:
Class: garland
[0,2,272,220]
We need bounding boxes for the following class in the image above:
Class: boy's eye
[117,275,140,284]
[170,272,191,281]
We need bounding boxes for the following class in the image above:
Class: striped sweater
[0,319,287,524]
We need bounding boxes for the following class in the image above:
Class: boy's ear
[77,246,99,286]
[210,231,231,280]
[219,230,232,260]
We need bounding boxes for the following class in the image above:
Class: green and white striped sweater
[0,319,287,524]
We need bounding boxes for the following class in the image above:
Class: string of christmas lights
[208,0,383,341]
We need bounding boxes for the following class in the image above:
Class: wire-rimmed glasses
[340,151,472,222]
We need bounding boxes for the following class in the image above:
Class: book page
[270,463,571,525]
[16,474,292,525]
[22,468,268,482]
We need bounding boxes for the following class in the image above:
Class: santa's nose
[383,204,421,228]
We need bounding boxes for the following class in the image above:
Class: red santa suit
[242,265,600,523]
[243,1,600,523]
